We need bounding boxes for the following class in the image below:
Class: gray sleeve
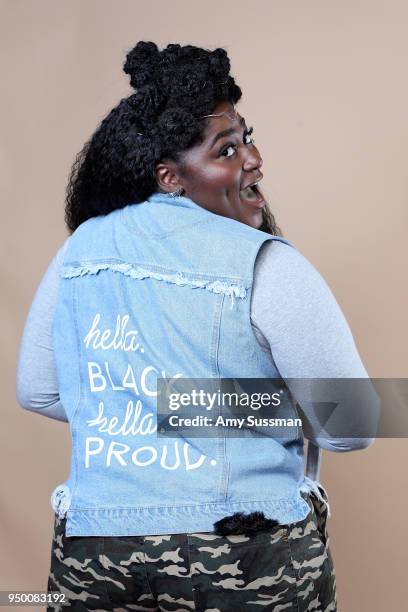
[16,239,70,422]
[251,240,379,452]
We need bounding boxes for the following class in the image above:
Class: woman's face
[156,101,266,229]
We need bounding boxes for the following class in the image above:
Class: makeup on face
[176,101,266,229]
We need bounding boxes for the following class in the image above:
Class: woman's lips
[239,183,265,209]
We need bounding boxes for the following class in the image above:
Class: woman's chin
[243,211,264,229]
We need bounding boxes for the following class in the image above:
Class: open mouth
[239,182,265,208]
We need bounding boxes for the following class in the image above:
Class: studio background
[2,1,407,610]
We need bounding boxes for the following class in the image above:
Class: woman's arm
[251,240,379,452]
[16,239,70,422]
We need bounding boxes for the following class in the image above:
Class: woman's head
[65,41,280,235]
[156,100,266,229]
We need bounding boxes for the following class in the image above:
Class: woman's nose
[242,147,263,172]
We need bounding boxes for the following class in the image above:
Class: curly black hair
[65,41,281,236]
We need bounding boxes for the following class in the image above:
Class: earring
[169,187,184,198]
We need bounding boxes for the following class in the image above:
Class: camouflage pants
[47,493,336,611]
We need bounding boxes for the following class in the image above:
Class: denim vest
[51,192,314,536]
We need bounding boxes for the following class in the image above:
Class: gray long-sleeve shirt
[16,237,377,452]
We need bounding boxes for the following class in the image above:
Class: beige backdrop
[2,0,408,610]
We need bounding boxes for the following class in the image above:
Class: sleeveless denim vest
[51,192,314,536]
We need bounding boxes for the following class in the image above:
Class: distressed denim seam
[63,263,248,308]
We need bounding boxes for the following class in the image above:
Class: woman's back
[51,191,310,536]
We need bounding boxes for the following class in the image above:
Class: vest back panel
[52,192,309,536]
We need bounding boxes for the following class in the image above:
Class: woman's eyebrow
[209,115,246,149]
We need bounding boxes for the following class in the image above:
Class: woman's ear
[154,161,183,194]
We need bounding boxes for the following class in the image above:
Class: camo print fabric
[47,493,336,611]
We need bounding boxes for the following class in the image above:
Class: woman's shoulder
[55,236,71,264]
[251,237,351,343]
[254,238,326,293]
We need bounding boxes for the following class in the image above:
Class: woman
[17,41,375,611]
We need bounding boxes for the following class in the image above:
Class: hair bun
[123,41,161,89]
[127,83,164,119]
[209,48,230,79]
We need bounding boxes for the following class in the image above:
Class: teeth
[240,184,258,200]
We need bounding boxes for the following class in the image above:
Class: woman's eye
[244,127,255,145]
[221,145,237,157]
[220,128,255,158]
